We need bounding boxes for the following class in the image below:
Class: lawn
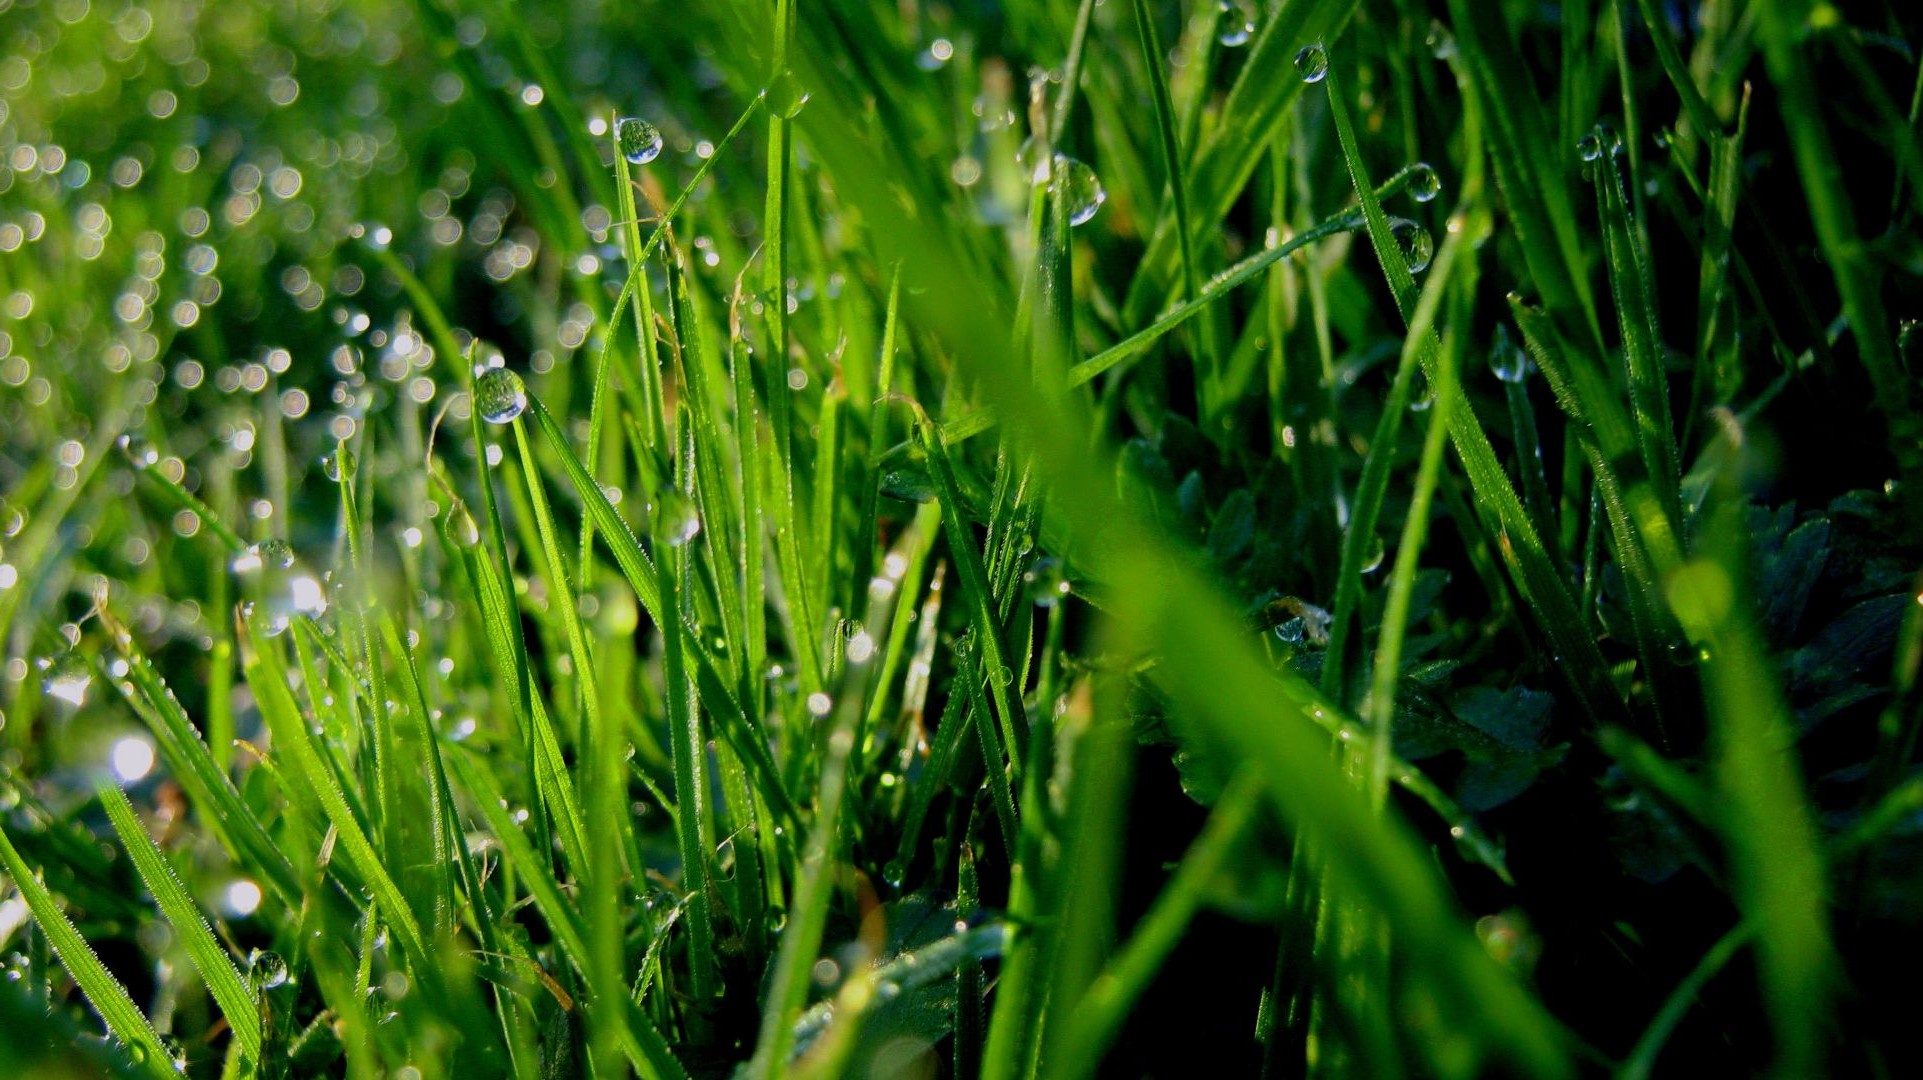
[1,0,1920,1076]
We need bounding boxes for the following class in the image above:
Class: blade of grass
[97,782,261,1061]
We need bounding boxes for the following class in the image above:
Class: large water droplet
[447,501,482,548]
[321,446,356,483]
[1022,555,1070,607]
[878,442,937,504]
[39,652,93,708]
[474,368,527,424]
[654,490,702,547]
[1217,0,1257,47]
[1294,44,1329,83]
[1490,324,1530,383]
[616,117,663,166]
[117,433,158,470]
[249,950,290,990]
[1406,162,1442,203]
[1390,218,1434,273]
[1357,533,1385,573]
[1016,135,1052,185]
[882,860,907,888]
[231,540,326,636]
[1055,156,1105,227]
[1576,131,1603,163]
[767,70,811,119]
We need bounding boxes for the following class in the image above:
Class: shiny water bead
[1406,162,1442,203]
[1490,324,1530,383]
[768,70,811,119]
[474,367,527,424]
[1015,135,1052,185]
[878,442,937,503]
[117,433,158,469]
[1022,555,1070,607]
[1576,132,1604,162]
[654,490,702,547]
[1055,156,1106,227]
[321,446,356,483]
[249,950,289,990]
[1295,44,1329,83]
[616,117,663,166]
[38,652,93,707]
[1217,1,1256,47]
[232,539,296,573]
[1390,218,1434,273]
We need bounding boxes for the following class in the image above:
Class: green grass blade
[97,782,261,1060]
[0,823,175,1079]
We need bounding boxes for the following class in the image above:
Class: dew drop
[1217,0,1256,47]
[1390,218,1434,273]
[882,860,906,888]
[767,70,811,119]
[878,442,937,504]
[474,367,527,424]
[448,501,482,548]
[654,490,702,547]
[1576,132,1603,163]
[321,446,356,483]
[39,652,93,708]
[616,117,663,166]
[1490,324,1530,383]
[1357,533,1385,574]
[1406,162,1442,203]
[1054,156,1105,227]
[249,949,290,990]
[1294,44,1329,83]
[1022,555,1070,607]
[117,433,158,470]
[1016,135,1052,185]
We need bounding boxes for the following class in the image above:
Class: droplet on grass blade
[1022,556,1069,607]
[117,433,158,469]
[1406,162,1442,203]
[654,490,702,547]
[1054,156,1105,227]
[474,367,527,424]
[1490,324,1530,384]
[38,652,92,708]
[1217,1,1256,47]
[1294,44,1328,83]
[321,446,356,483]
[1390,218,1434,273]
[616,117,663,165]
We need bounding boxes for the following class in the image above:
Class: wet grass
[1,0,1921,1077]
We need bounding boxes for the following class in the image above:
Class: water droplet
[249,950,289,990]
[117,433,158,470]
[159,1034,187,1072]
[1409,372,1435,412]
[1357,533,1385,573]
[767,70,811,119]
[616,117,663,166]
[231,539,296,574]
[654,490,701,547]
[1390,218,1434,273]
[1294,44,1329,83]
[448,501,482,548]
[1022,556,1070,607]
[878,442,937,503]
[1016,135,1053,185]
[322,446,356,483]
[883,860,906,888]
[39,652,92,708]
[1597,122,1623,157]
[988,665,1015,688]
[474,368,527,424]
[231,541,326,635]
[1217,0,1256,47]
[1055,156,1105,227]
[1406,162,1442,203]
[1490,324,1530,383]
[1576,132,1603,163]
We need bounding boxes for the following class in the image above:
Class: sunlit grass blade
[0,822,176,1079]
[97,782,261,1061]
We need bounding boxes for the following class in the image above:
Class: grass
[1,0,1920,1076]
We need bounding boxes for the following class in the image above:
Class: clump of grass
[1,1,1920,1077]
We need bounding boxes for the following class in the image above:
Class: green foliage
[1,1,1920,1077]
